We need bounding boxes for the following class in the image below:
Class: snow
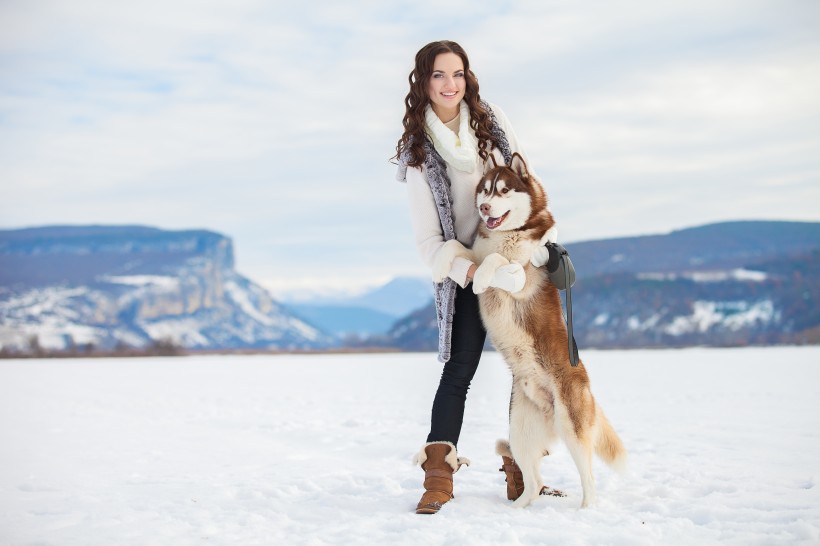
[664,300,776,335]
[224,280,277,327]
[139,318,211,347]
[0,275,326,352]
[1,286,89,319]
[637,269,768,282]
[0,287,106,350]
[730,269,768,282]
[627,314,661,331]
[100,275,181,290]
[221,279,323,343]
[687,269,768,283]
[1,346,818,545]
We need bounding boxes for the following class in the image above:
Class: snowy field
[1,347,819,546]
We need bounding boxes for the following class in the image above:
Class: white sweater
[405,103,541,288]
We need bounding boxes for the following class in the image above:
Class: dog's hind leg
[508,390,547,508]
[564,431,596,508]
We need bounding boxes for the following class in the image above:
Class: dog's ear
[510,152,530,179]
[483,152,499,174]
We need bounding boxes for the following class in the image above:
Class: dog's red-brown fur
[435,152,626,508]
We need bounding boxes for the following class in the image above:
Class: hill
[2,221,817,354]
[379,221,820,350]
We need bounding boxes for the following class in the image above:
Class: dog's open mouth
[486,211,509,230]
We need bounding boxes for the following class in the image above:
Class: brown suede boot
[499,454,525,500]
[413,441,469,514]
[496,439,566,500]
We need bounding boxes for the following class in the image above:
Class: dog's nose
[480,203,491,216]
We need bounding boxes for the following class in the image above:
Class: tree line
[0,335,186,359]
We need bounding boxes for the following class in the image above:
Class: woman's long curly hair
[394,40,500,168]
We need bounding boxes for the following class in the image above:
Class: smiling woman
[392,40,557,515]
[427,53,466,121]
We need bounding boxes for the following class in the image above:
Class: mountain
[343,276,433,317]
[4,221,816,355]
[0,226,332,352]
[285,305,398,340]
[284,276,433,339]
[379,221,820,351]
[557,221,820,277]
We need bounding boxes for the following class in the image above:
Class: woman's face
[427,52,466,122]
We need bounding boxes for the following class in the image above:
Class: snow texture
[663,300,777,336]
[1,347,819,545]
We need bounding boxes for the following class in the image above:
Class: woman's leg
[426,285,487,446]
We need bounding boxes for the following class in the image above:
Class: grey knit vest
[397,101,512,362]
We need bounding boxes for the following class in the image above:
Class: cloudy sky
[1,0,818,297]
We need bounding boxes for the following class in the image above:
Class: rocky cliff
[0,226,330,352]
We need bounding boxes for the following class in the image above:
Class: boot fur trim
[413,441,471,471]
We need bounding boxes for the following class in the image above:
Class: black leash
[546,243,580,367]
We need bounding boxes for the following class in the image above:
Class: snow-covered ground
[1,347,818,545]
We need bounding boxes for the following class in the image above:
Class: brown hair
[394,40,500,167]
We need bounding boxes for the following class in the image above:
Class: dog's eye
[501,188,509,194]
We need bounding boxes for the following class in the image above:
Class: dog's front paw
[530,245,549,267]
[494,262,526,293]
[432,240,470,283]
[543,225,558,245]
[472,253,508,294]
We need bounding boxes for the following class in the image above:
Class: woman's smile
[427,52,466,121]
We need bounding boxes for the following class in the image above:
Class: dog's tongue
[487,213,507,229]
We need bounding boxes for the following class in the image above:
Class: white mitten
[432,240,471,282]
[491,263,526,293]
[473,253,526,294]
[530,225,559,267]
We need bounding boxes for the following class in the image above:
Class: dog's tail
[595,406,627,474]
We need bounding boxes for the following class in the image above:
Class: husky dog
[432,153,626,508]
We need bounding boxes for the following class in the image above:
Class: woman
[394,40,555,514]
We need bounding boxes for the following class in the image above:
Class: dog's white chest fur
[472,230,537,266]
[472,230,544,373]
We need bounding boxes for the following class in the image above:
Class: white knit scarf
[424,101,478,173]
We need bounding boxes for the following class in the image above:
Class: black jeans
[426,285,487,447]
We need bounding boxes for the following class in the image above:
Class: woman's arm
[406,166,475,287]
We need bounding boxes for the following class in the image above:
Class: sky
[1,0,818,297]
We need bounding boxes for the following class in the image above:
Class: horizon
[2,217,815,299]
[1,1,818,295]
